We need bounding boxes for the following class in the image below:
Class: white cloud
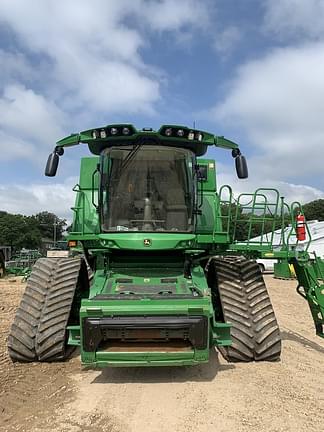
[0,177,77,220]
[213,26,241,56]
[263,0,324,40]
[217,163,324,206]
[212,42,324,180]
[139,0,209,32]
[0,0,159,115]
[0,0,208,112]
[0,0,209,162]
[0,85,66,160]
[0,50,37,86]
[74,61,159,114]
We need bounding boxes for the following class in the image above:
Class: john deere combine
[8,124,324,367]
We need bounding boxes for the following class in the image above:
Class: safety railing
[70,184,100,237]
[70,184,84,235]
[217,186,312,252]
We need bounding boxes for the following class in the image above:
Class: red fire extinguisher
[296,212,306,241]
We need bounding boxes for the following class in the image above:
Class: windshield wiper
[121,144,142,171]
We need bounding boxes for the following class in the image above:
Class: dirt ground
[0,275,323,432]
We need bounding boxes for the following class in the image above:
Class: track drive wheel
[7,257,88,362]
[209,256,281,362]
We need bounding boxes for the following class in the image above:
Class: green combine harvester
[8,124,324,367]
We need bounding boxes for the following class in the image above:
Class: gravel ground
[0,275,323,432]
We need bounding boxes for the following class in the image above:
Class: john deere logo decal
[144,239,151,246]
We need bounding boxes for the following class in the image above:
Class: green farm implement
[274,260,296,280]
[8,124,324,367]
[5,249,42,278]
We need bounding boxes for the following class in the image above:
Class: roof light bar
[161,126,204,141]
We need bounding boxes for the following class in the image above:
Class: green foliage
[221,203,290,241]
[36,211,67,240]
[303,199,324,221]
[0,211,67,252]
[0,213,41,251]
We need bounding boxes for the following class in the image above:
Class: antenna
[193,120,196,129]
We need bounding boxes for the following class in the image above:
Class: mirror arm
[214,136,239,150]
[214,140,248,180]
[55,146,64,156]
[44,146,65,177]
[231,148,241,158]
[45,135,85,177]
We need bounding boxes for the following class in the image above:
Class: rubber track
[35,257,82,361]
[211,256,281,362]
[7,258,57,362]
[7,257,83,362]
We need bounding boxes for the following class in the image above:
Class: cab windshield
[100,145,195,232]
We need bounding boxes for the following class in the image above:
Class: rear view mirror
[235,154,248,179]
[45,152,59,177]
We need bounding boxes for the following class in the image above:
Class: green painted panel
[79,157,99,189]
[98,233,196,250]
[197,158,217,191]
[196,194,216,234]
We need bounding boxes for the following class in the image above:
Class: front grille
[82,315,208,352]
[115,284,176,294]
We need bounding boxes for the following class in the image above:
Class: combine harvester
[7,124,324,366]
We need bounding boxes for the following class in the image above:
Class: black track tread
[35,257,82,361]
[211,256,281,362]
[7,258,57,362]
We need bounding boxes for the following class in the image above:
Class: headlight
[100,129,107,138]
[195,132,203,141]
[177,129,185,137]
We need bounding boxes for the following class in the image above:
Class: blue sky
[1,0,324,219]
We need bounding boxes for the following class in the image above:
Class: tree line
[0,211,67,252]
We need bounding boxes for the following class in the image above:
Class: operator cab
[100,145,195,233]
